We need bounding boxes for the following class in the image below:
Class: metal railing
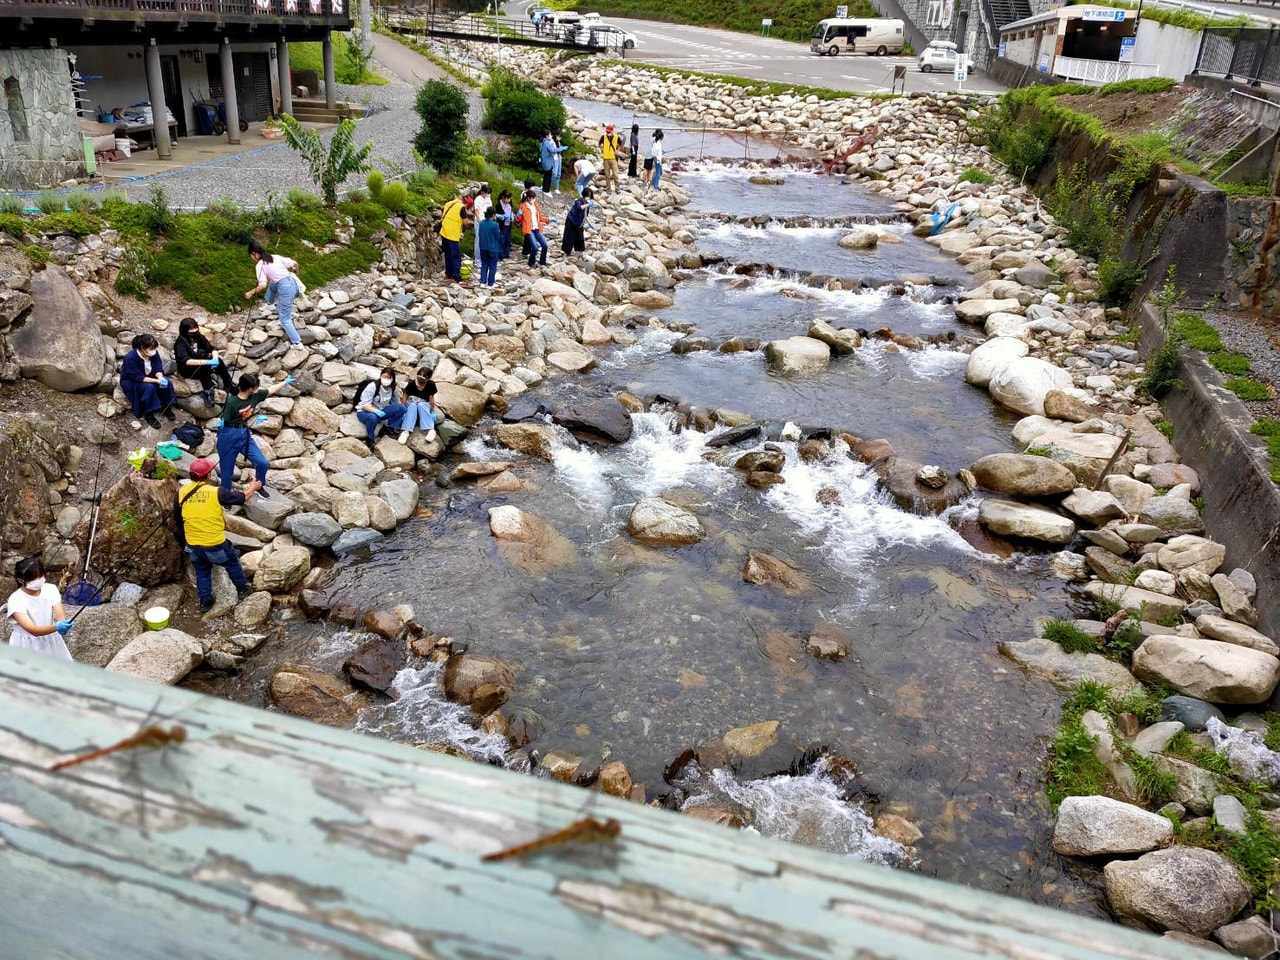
[385,9,628,51]
[1052,55,1159,84]
[1195,26,1280,87]
[5,0,347,17]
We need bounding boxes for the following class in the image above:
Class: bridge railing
[1195,25,1280,87]
[385,9,626,51]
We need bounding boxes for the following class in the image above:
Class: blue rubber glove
[254,415,269,425]
[55,620,72,636]
[215,418,224,428]
[157,376,169,387]
[375,409,387,420]
[284,374,296,385]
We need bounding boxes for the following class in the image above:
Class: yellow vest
[440,199,464,242]
[601,134,620,160]
[179,481,226,548]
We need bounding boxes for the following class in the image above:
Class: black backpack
[174,423,204,448]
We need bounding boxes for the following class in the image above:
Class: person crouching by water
[5,556,72,660]
[177,458,258,614]
[120,333,175,430]
[175,316,234,408]
[398,367,438,446]
[217,372,291,497]
[244,240,304,346]
[357,367,407,447]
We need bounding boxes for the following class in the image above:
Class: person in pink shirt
[244,239,305,345]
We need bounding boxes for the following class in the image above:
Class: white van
[809,18,905,56]
[544,11,583,37]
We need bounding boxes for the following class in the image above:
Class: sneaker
[236,585,253,601]
[398,430,410,445]
[144,413,161,429]
[198,597,214,614]
[162,407,176,422]
[257,487,270,498]
[426,428,437,443]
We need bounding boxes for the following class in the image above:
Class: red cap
[606,125,614,132]
[189,458,215,479]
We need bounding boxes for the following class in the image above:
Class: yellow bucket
[143,606,170,631]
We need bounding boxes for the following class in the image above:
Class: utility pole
[360,0,372,59]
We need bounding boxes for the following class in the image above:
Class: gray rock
[105,628,204,685]
[1052,795,1173,856]
[285,512,343,548]
[978,499,1075,544]
[1060,488,1126,526]
[1083,583,1185,621]
[63,603,144,667]
[233,591,273,628]
[1081,709,1139,801]
[1161,696,1225,732]
[1157,535,1226,577]
[10,265,105,391]
[1140,494,1205,536]
[552,397,634,445]
[969,453,1077,498]
[242,489,297,531]
[1212,794,1248,837]
[1104,847,1250,936]
[999,638,1139,695]
[376,478,420,521]
[1211,573,1259,627]
[1195,615,1279,657]
[807,319,860,355]
[1226,568,1257,603]
[1134,635,1280,704]
[1132,720,1184,757]
[332,527,384,555]
[764,336,830,375]
[626,497,705,547]
[1116,523,1163,544]
[1155,755,1220,815]
[1212,916,1274,957]
[1081,528,1130,556]
[1186,599,1225,620]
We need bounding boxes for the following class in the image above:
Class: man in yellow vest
[439,191,470,285]
[177,458,259,613]
[599,124,622,192]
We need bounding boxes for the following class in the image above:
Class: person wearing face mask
[5,556,72,661]
[398,367,438,445]
[356,367,407,445]
[174,316,234,408]
[217,372,291,496]
[120,333,176,430]
[244,239,305,346]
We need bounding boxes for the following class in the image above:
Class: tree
[279,115,373,207]
[413,80,470,174]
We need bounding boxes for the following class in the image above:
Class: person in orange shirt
[518,189,550,268]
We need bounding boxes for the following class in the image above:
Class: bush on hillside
[413,80,470,173]
[481,66,567,141]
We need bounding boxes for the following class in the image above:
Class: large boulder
[1157,536,1226,577]
[807,319,860,355]
[1083,582,1186,621]
[487,505,577,574]
[442,653,516,714]
[988,357,1073,417]
[79,470,182,587]
[434,382,487,426]
[965,337,1028,388]
[105,628,204,685]
[999,638,1139,695]
[626,497,704,547]
[1052,795,1174,856]
[552,397,633,444]
[977,499,1075,544]
[1132,635,1280,704]
[269,666,356,725]
[969,453,1076,498]
[9,265,105,391]
[63,603,144,667]
[284,512,343,548]
[286,396,341,434]
[1140,494,1204,536]
[495,422,556,460]
[1103,847,1249,936]
[873,458,969,515]
[254,545,311,593]
[243,490,297,531]
[765,337,830,375]
[375,478,420,521]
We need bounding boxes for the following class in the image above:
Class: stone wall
[0,48,85,189]
[1222,196,1280,317]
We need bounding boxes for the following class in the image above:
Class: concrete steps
[287,99,358,124]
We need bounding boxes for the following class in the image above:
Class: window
[5,76,27,143]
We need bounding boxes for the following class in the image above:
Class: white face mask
[380,378,393,388]
[25,577,45,592]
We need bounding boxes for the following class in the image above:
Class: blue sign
[1119,36,1136,62]
[1082,8,1126,20]
[998,40,1007,57]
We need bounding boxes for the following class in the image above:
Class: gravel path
[1205,307,1280,420]
[118,33,483,209]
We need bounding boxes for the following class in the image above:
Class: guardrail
[385,9,628,51]
[1052,55,1160,84]
[1196,25,1280,87]
[1,0,348,18]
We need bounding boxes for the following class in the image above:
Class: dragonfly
[482,816,622,862]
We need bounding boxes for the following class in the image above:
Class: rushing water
[190,111,1100,915]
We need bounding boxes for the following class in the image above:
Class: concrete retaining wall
[1131,21,1203,81]
[1136,302,1280,637]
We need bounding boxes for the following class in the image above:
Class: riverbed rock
[64,603,144,667]
[10,264,105,391]
[970,453,1076,498]
[988,357,1074,417]
[343,636,408,697]
[1154,756,1219,816]
[1194,615,1279,656]
[495,422,556,460]
[243,490,297,531]
[1211,573,1258,627]
[807,319,860,355]
[552,397,633,444]
[105,628,204,686]
[1104,847,1249,936]
[1160,695,1225,732]
[443,653,516,714]
[765,336,830,375]
[1133,635,1280,704]
[735,449,785,473]
[965,337,1028,388]
[287,396,342,434]
[742,549,814,594]
[1061,488,1126,526]
[1081,709,1139,801]
[874,457,969,515]
[874,814,923,847]
[598,761,633,798]
[434,382,487,426]
[722,720,779,759]
[1132,720,1184,756]
[1212,916,1274,956]
[998,638,1139,695]
[487,505,577,573]
[955,298,1022,324]
[1157,536,1226,577]
[1052,795,1173,856]
[253,545,311,593]
[269,666,356,725]
[1042,389,1094,423]
[1134,569,1178,596]
[978,499,1075,544]
[1213,794,1249,837]
[837,226,878,250]
[284,511,343,548]
[1083,583,1185,621]
[627,497,705,547]
[1139,494,1205,536]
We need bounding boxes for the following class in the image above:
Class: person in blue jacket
[120,333,175,429]
[549,134,569,194]
[561,188,593,256]
[477,207,502,288]
[540,131,556,193]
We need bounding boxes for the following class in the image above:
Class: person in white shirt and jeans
[244,239,305,345]
[5,556,72,661]
[471,185,492,266]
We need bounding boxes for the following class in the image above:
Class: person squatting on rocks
[399,367,438,446]
[120,333,176,430]
[628,123,641,179]
[177,458,258,613]
[5,556,72,661]
[477,206,502,288]
[562,187,594,257]
[175,316,234,408]
[518,189,550,269]
[574,156,597,197]
[439,190,470,285]
[245,240,305,346]
[496,189,517,259]
[217,372,291,495]
[357,367,408,445]
[471,184,492,266]
[599,124,622,191]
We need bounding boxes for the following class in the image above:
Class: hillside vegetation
[541,0,877,42]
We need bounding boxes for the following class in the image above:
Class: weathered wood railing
[0,645,1218,958]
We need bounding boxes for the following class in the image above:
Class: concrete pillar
[220,39,241,145]
[143,39,172,160]
[322,31,337,109]
[277,39,293,116]
[360,0,372,58]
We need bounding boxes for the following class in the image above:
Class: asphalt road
[508,0,1005,94]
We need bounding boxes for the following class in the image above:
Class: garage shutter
[205,52,274,122]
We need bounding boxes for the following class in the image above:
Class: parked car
[528,5,550,20]
[573,22,636,49]
[918,41,958,72]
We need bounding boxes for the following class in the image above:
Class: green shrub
[0,192,24,215]
[1025,445,1052,457]
[286,187,324,210]
[482,66,567,141]
[1042,619,1100,654]
[959,166,995,185]
[114,241,151,301]
[99,190,131,218]
[20,243,49,266]
[1098,76,1177,98]
[1097,255,1144,306]
[36,212,101,238]
[1210,352,1251,375]
[1225,377,1272,401]
[205,196,241,219]
[380,180,408,213]
[366,169,385,200]
[65,191,100,214]
[34,191,64,215]
[144,185,174,234]
[413,79,470,174]
[0,213,26,239]
[977,96,1054,179]
[1172,311,1222,352]
[1045,82,1095,97]
[280,115,373,207]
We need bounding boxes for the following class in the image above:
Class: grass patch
[1209,351,1252,376]
[1165,730,1234,778]
[1178,812,1280,910]
[1172,310,1223,352]
[1121,746,1178,806]
[1046,681,1114,807]
[290,33,386,85]
[1026,445,1052,457]
[1217,179,1271,197]
[0,213,27,239]
[1042,619,1101,654]
[1155,419,1174,439]
[1089,0,1247,30]
[1097,77,1177,98]
[1250,419,1280,483]
[1225,377,1273,401]
[959,166,995,185]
